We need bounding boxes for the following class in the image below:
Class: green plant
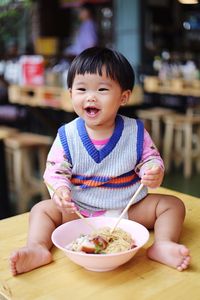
[0,0,33,56]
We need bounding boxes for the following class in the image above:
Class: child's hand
[141,166,164,188]
[53,186,76,213]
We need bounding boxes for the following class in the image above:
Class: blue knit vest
[58,115,148,211]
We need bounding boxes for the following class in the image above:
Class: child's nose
[86,93,96,102]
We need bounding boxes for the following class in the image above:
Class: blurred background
[0,0,200,219]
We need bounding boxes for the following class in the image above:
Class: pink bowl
[52,216,149,272]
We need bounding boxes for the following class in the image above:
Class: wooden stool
[4,132,53,213]
[0,126,18,140]
[0,127,19,218]
[136,107,175,149]
[163,114,200,178]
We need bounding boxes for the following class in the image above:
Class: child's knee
[174,196,186,217]
[164,195,186,217]
[30,200,62,225]
[30,200,54,215]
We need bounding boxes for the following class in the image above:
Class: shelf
[8,85,143,111]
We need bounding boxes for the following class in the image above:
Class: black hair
[67,47,135,91]
[80,2,95,15]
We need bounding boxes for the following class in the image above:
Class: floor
[162,167,200,198]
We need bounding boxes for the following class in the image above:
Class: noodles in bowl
[68,227,136,254]
[52,217,149,272]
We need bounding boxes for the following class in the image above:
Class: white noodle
[69,226,134,254]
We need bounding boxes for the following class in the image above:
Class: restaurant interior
[1,2,200,299]
[0,0,200,220]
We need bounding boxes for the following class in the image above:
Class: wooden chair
[163,114,200,178]
[136,107,175,150]
[4,132,53,213]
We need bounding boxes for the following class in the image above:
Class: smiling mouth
[85,107,100,116]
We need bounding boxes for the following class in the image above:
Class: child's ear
[68,88,72,98]
[120,90,131,106]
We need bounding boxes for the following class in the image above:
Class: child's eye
[77,88,86,91]
[99,88,109,91]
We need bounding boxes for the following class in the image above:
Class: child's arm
[135,129,164,188]
[43,134,76,213]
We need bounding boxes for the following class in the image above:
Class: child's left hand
[141,166,164,188]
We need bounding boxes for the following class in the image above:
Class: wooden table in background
[0,187,199,300]
[143,76,200,115]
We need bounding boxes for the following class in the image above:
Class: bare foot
[147,241,191,271]
[10,245,52,276]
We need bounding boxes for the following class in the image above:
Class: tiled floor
[162,168,200,198]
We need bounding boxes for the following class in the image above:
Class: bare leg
[128,194,191,271]
[10,200,78,275]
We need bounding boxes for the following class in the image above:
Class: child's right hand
[53,186,76,213]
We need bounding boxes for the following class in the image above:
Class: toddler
[10,47,190,275]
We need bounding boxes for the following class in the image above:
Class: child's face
[69,68,131,130]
